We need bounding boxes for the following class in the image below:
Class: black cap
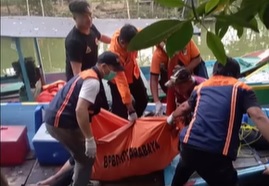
[213,57,240,78]
[98,51,124,71]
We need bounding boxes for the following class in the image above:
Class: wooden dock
[1,148,269,186]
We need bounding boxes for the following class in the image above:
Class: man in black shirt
[65,0,110,81]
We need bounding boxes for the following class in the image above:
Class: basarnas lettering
[103,140,160,168]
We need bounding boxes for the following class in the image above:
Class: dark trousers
[46,124,95,186]
[108,76,148,119]
[172,144,238,186]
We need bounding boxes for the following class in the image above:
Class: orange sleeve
[166,88,176,115]
[189,40,200,59]
[150,48,162,74]
[113,71,132,104]
[166,56,178,115]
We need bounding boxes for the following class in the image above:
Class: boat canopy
[1,16,201,38]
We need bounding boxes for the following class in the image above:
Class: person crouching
[44,51,123,186]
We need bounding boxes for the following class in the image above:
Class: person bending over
[167,57,269,186]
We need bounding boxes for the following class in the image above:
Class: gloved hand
[128,112,138,124]
[155,101,164,116]
[166,113,175,125]
[85,138,96,158]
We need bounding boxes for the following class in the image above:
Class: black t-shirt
[65,24,101,81]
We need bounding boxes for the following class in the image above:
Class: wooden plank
[234,157,259,169]
[1,159,35,186]
[101,170,164,186]
[25,162,59,185]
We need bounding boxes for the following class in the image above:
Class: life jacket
[44,67,108,128]
[36,80,66,102]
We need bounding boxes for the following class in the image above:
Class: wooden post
[26,0,30,16]
[151,0,154,18]
[137,0,140,18]
[6,0,11,15]
[40,0,45,17]
[126,0,130,19]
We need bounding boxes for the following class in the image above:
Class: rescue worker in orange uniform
[150,39,208,116]
[108,24,148,121]
[150,42,169,116]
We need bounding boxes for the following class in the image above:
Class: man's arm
[185,40,201,72]
[70,62,82,76]
[150,74,160,103]
[100,35,111,44]
[91,24,111,44]
[150,48,167,104]
[76,98,93,138]
[113,72,135,113]
[172,101,192,119]
[76,79,100,138]
[243,88,269,142]
[247,107,269,142]
[167,87,197,124]
[185,55,202,72]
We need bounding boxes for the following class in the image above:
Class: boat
[1,102,268,185]
[1,16,269,185]
[243,63,269,106]
[0,16,200,102]
[205,49,269,77]
[165,154,269,186]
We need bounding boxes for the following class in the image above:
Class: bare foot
[36,176,56,185]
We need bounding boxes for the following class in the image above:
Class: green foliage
[128,0,269,65]
[166,21,193,57]
[155,0,185,8]
[259,2,269,29]
[205,0,219,14]
[215,19,228,39]
[128,20,183,51]
[206,31,226,64]
[215,15,259,32]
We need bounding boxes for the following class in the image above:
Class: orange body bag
[90,109,180,181]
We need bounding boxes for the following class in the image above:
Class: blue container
[32,123,70,165]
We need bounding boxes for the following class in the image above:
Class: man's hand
[263,166,269,175]
[155,101,164,116]
[126,103,135,113]
[128,112,138,124]
[85,138,96,158]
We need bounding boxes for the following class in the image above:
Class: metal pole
[34,37,46,84]
[14,37,34,101]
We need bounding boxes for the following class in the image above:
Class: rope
[237,123,262,156]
